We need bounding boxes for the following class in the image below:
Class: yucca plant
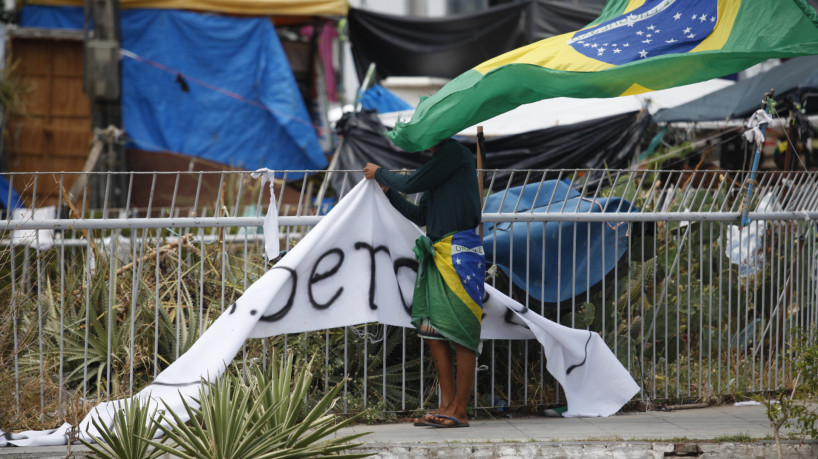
[80,397,165,459]
[149,353,372,458]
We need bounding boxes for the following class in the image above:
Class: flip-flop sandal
[427,414,470,428]
[412,416,429,427]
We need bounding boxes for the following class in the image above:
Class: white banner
[1,180,638,447]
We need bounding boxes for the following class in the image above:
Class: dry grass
[0,359,93,431]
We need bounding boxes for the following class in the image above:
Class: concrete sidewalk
[2,404,816,458]
[338,404,817,458]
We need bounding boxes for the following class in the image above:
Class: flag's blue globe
[569,0,718,65]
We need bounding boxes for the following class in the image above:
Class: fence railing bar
[643,221,693,366]
[789,172,812,210]
[653,172,674,213]
[10,210,817,232]
[528,177,547,215]
[214,173,226,220]
[702,171,721,214]
[176,222,183,360]
[512,171,532,212]
[233,172,245,219]
[56,174,66,415]
[11,242,19,414]
[192,172,203,218]
[700,216,715,397]
[481,169,496,213]
[801,175,818,211]
[124,173,134,216]
[106,230,117,399]
[543,170,564,213]
[793,173,817,211]
[84,237,91,406]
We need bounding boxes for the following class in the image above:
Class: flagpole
[476,126,485,241]
[740,90,775,227]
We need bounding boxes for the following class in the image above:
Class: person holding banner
[363,138,484,428]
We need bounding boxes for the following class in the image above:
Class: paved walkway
[2,404,817,458]
[336,404,817,458]
[340,404,777,443]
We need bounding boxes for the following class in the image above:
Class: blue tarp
[360,84,413,113]
[483,180,637,304]
[0,176,24,211]
[20,6,327,174]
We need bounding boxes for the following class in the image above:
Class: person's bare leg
[429,343,475,426]
[428,339,455,414]
[452,343,475,420]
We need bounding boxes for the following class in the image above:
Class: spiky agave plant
[80,397,165,459]
[148,353,372,459]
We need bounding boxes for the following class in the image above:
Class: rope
[119,49,331,136]
[349,323,387,344]
[775,107,810,171]
[635,127,743,169]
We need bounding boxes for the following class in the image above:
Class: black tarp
[330,109,650,197]
[528,0,603,42]
[348,1,600,81]
[654,55,818,122]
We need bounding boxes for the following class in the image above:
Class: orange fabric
[29,0,347,16]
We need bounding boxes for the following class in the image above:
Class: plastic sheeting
[360,84,413,113]
[528,0,602,42]
[724,193,781,278]
[20,6,327,174]
[30,0,347,16]
[348,1,601,81]
[330,110,650,197]
[654,55,818,122]
[0,176,24,211]
[482,181,637,304]
[348,3,528,81]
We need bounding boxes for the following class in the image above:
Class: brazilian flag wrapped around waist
[387,0,818,151]
[412,230,486,352]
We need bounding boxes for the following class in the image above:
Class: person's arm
[363,162,427,226]
[374,145,461,194]
[384,189,426,227]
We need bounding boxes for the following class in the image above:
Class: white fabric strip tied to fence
[725,192,781,277]
[1,180,638,447]
[742,109,774,151]
[250,168,281,260]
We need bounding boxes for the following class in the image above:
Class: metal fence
[2,168,817,426]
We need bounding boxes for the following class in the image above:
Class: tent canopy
[483,180,636,305]
[330,109,649,198]
[654,55,818,123]
[29,0,347,16]
[20,6,327,173]
[360,85,413,114]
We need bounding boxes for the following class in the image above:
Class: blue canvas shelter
[20,5,327,175]
[483,180,638,305]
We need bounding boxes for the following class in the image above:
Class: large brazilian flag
[387,0,818,151]
[412,231,486,353]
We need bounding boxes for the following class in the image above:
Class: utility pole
[83,0,126,209]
